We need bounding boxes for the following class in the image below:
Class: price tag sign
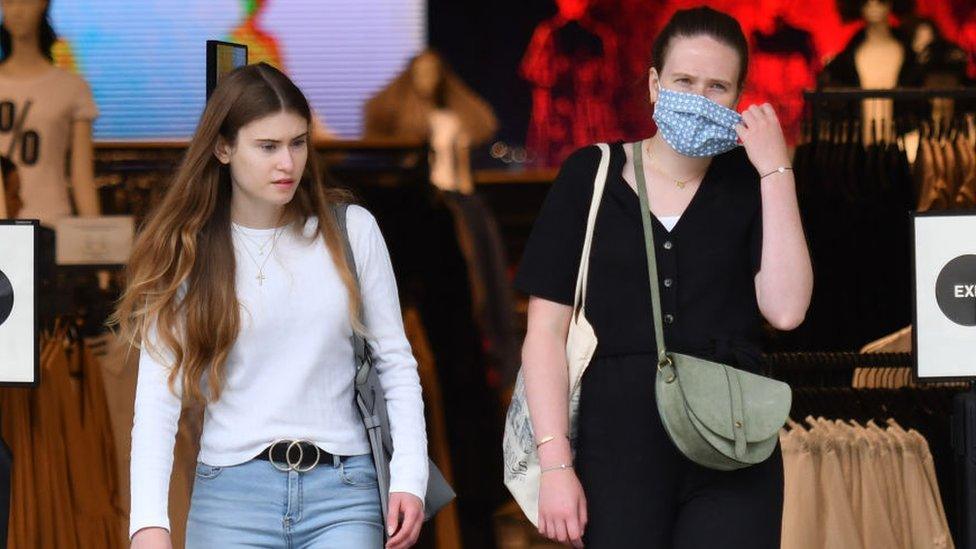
[55,216,134,266]
[912,212,976,381]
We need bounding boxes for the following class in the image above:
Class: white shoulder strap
[571,143,611,314]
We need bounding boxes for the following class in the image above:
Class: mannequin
[821,0,921,144]
[854,0,904,90]
[903,16,969,120]
[364,49,498,193]
[857,0,903,142]
[0,0,99,225]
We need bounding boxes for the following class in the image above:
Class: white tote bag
[502,143,611,525]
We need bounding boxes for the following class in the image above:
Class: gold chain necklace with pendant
[643,141,706,189]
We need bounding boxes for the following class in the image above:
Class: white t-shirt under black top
[129,206,429,537]
[0,67,98,226]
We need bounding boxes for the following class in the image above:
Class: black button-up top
[515,142,765,371]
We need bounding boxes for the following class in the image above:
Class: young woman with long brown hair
[115,63,427,549]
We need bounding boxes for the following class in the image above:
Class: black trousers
[576,354,783,549]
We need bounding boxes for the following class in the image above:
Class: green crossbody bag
[632,141,792,470]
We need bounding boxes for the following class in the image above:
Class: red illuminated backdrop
[522,0,976,166]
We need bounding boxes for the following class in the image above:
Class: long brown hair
[111,63,361,404]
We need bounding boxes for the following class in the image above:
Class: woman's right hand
[538,468,588,548]
[130,527,172,549]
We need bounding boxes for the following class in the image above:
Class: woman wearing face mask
[116,63,428,549]
[514,7,812,548]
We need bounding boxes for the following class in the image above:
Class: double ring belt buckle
[268,439,322,473]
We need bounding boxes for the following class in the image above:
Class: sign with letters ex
[912,212,976,381]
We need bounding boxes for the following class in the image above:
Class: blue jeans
[185,454,384,548]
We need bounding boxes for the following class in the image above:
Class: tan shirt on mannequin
[0,67,98,225]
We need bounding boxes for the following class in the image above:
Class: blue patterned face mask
[652,86,742,158]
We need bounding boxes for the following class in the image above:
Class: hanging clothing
[521,18,624,166]
[772,351,961,542]
[786,128,914,351]
[780,419,953,549]
[443,191,521,388]
[0,335,126,548]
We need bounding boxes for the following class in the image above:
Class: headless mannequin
[0,0,99,218]
[853,0,903,144]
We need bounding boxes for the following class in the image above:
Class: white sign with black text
[0,220,38,385]
[913,212,976,380]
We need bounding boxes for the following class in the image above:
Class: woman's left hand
[385,492,424,549]
[734,103,791,176]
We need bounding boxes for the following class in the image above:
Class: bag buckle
[658,355,676,384]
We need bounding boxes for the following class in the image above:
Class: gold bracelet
[541,463,573,474]
[535,434,568,449]
[760,166,793,179]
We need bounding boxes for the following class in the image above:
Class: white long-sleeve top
[129,206,428,537]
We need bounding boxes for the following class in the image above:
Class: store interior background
[4,0,976,547]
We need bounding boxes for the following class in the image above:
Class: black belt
[254,440,333,472]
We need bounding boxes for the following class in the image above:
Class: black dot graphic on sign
[935,255,976,327]
[0,269,13,327]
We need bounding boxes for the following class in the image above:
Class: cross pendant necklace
[235,224,284,287]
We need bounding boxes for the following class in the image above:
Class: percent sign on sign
[0,100,39,166]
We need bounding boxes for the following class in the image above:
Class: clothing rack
[761,352,914,387]
[803,86,976,130]
[804,87,976,102]
[763,351,976,548]
[784,87,976,350]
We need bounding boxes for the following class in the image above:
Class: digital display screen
[48,1,426,139]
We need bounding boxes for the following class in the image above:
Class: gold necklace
[643,142,706,189]
[233,224,275,255]
[234,225,284,286]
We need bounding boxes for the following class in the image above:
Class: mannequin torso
[0,3,99,223]
[854,36,904,89]
[854,24,905,143]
